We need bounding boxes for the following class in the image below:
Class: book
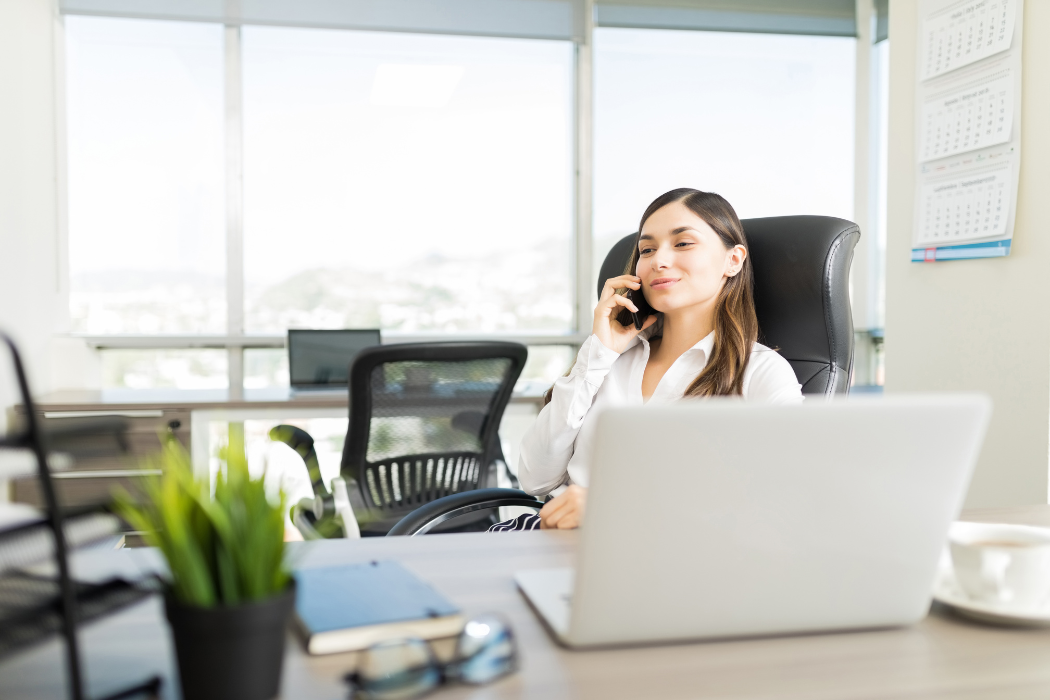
[294,560,463,655]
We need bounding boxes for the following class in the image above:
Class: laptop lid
[288,329,381,389]
[566,395,991,647]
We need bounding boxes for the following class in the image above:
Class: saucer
[932,558,1050,627]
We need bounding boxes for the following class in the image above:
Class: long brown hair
[542,188,757,405]
[626,188,758,397]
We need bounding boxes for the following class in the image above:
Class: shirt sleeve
[516,334,620,496]
[744,349,805,404]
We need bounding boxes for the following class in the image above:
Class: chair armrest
[291,498,349,540]
[269,424,327,498]
[386,488,543,537]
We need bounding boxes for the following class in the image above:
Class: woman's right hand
[593,275,657,354]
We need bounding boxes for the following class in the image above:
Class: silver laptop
[516,394,991,648]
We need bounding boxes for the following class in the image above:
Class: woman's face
[637,200,746,314]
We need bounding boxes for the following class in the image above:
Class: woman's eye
[639,247,655,255]
[675,241,694,248]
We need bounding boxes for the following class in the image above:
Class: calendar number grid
[919,170,1009,245]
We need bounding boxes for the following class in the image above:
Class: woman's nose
[650,248,671,269]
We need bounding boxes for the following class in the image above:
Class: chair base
[387,488,543,536]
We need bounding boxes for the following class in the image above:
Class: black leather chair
[597,215,860,395]
[387,216,860,535]
[273,342,527,538]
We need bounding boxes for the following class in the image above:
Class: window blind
[57,0,584,42]
[594,0,856,37]
[60,0,863,40]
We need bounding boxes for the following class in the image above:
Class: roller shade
[57,0,585,42]
[594,0,856,37]
[60,0,862,39]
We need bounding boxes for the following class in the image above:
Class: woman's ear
[724,245,747,278]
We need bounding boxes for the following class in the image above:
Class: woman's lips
[649,278,679,290]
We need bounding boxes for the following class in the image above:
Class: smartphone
[626,287,656,330]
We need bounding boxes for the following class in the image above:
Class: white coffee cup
[948,522,1050,610]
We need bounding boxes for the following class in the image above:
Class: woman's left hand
[539,485,587,529]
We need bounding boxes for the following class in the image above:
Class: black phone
[626,287,656,330]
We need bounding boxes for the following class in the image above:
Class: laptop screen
[287,329,381,388]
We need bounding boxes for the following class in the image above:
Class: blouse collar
[632,314,716,361]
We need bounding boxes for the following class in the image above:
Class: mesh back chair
[386,215,860,536]
[276,342,527,538]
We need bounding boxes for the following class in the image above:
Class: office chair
[386,215,861,536]
[272,342,527,538]
[600,215,860,395]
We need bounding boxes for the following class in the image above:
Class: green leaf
[112,432,288,608]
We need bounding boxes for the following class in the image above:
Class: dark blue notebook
[294,560,463,654]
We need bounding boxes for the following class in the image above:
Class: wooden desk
[5,507,1050,700]
[5,389,353,506]
[26,388,546,414]
[8,390,542,508]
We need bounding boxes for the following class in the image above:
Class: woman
[490,188,803,533]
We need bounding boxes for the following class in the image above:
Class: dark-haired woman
[490,188,802,533]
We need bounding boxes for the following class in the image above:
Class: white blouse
[517,321,804,497]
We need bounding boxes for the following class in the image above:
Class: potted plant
[116,437,294,700]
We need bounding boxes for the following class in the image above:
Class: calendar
[917,162,1011,246]
[913,0,1022,262]
[921,0,1016,81]
[919,67,1013,162]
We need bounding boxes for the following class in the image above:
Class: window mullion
[850,0,883,386]
[575,0,595,337]
[224,24,245,398]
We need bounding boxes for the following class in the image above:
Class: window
[592,28,856,271]
[241,344,572,394]
[66,17,226,335]
[63,10,870,394]
[102,350,228,390]
[241,27,575,335]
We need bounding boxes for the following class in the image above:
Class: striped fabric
[488,513,542,532]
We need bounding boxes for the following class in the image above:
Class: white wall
[0,0,65,430]
[884,1,1050,506]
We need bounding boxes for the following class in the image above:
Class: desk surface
[27,388,544,412]
[4,506,1050,700]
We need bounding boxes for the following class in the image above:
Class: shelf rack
[0,332,162,700]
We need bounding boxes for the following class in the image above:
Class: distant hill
[70,236,575,335]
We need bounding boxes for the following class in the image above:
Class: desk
[10,390,542,509]
[4,506,1050,700]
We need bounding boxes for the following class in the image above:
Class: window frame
[63,0,885,392]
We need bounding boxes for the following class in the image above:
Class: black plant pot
[164,582,296,700]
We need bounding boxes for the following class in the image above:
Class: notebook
[294,560,463,655]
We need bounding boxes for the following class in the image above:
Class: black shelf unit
[0,332,162,700]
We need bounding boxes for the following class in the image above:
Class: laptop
[288,329,381,394]
[516,394,992,648]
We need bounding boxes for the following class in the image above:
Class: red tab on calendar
[925,248,937,262]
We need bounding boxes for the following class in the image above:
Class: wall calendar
[913,0,1022,262]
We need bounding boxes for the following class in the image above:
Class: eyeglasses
[345,614,518,700]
